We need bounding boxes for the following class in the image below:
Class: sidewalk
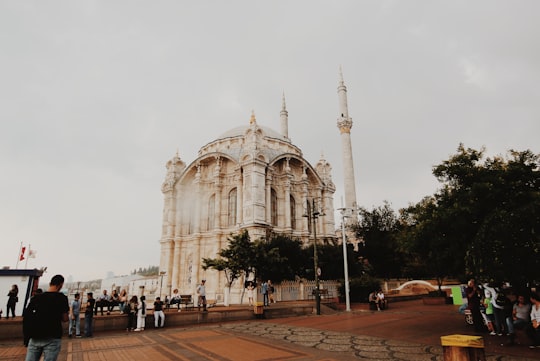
[0,300,537,361]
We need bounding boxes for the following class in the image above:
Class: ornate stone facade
[159,106,337,303]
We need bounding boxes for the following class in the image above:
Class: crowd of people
[465,279,540,348]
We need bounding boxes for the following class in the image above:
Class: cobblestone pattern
[220,322,537,361]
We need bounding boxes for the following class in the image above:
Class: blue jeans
[84,314,93,337]
[25,338,62,361]
[69,314,80,336]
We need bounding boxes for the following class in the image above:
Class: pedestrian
[153,297,165,328]
[6,284,19,319]
[68,293,81,338]
[526,292,540,348]
[135,295,146,331]
[84,292,95,337]
[23,274,69,361]
[246,282,255,306]
[118,289,127,314]
[268,280,275,304]
[196,280,207,312]
[261,280,269,306]
[465,279,484,332]
[126,295,138,332]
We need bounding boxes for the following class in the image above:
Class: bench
[179,295,194,310]
[308,289,333,301]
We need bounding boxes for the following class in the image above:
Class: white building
[159,75,358,304]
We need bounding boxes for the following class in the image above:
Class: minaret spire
[336,67,358,210]
[280,92,289,140]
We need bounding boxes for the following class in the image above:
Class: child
[484,290,495,335]
[135,296,146,331]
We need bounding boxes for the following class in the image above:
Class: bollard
[440,334,486,361]
[253,302,264,318]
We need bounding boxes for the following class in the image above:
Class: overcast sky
[1,1,538,283]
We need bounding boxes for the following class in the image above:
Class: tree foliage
[400,145,539,286]
[201,230,256,287]
[352,202,404,279]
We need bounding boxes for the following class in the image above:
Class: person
[268,280,275,304]
[68,293,81,338]
[507,294,532,344]
[126,295,138,332]
[261,281,269,307]
[246,282,255,306]
[368,289,380,311]
[134,295,146,331]
[153,297,165,328]
[84,292,95,338]
[483,289,495,335]
[118,289,128,314]
[170,288,181,311]
[109,289,120,313]
[526,292,540,348]
[23,274,69,361]
[6,284,19,319]
[95,290,111,316]
[466,279,484,332]
[377,289,387,310]
[484,282,506,336]
[196,280,207,312]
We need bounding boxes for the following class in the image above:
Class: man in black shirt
[24,274,69,361]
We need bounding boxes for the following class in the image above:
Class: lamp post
[159,271,166,299]
[338,207,352,312]
[304,199,322,315]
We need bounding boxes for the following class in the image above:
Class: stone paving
[221,321,538,361]
[1,299,538,361]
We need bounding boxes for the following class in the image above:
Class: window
[290,195,296,230]
[207,194,215,231]
[271,189,278,226]
[228,188,237,226]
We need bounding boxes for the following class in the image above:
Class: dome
[218,125,285,141]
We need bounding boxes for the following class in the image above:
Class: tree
[201,230,256,288]
[352,202,405,279]
[401,145,540,287]
[253,234,307,282]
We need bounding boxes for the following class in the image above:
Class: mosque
[159,71,358,303]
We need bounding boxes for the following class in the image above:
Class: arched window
[271,189,278,226]
[207,194,215,231]
[228,188,237,226]
[290,195,296,230]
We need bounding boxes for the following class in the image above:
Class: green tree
[401,145,540,287]
[352,202,405,279]
[201,230,256,287]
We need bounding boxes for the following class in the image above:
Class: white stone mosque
[159,71,358,303]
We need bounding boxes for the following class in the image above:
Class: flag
[19,246,26,261]
[28,249,37,258]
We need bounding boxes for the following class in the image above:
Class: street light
[338,207,353,312]
[304,198,323,315]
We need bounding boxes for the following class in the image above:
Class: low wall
[0,302,313,341]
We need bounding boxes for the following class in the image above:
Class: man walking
[24,274,69,361]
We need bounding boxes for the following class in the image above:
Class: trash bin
[440,334,485,361]
[254,302,264,318]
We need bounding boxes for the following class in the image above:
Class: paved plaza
[1,300,538,360]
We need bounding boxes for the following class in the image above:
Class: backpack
[494,290,506,307]
[23,295,45,343]
[123,302,131,314]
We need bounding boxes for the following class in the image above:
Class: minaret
[336,68,358,209]
[280,92,289,140]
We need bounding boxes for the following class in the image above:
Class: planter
[422,296,446,305]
